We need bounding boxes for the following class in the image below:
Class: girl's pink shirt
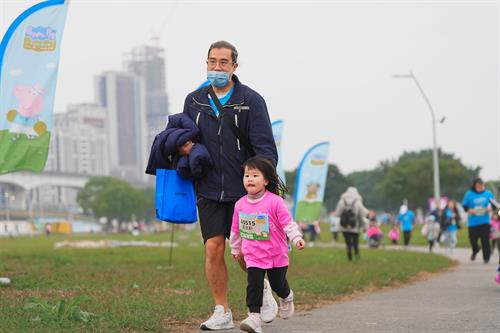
[367,226,382,237]
[389,228,400,240]
[229,191,303,269]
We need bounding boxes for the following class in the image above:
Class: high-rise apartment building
[46,103,109,175]
[41,103,109,210]
[125,45,169,147]
[94,71,148,183]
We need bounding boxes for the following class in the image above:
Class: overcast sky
[2,0,499,181]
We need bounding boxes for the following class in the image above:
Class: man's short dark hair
[208,40,238,64]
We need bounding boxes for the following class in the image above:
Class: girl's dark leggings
[246,266,290,313]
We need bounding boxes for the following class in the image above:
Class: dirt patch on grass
[0,288,77,301]
[162,317,205,333]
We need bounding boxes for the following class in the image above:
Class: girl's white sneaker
[279,290,295,319]
[240,312,262,333]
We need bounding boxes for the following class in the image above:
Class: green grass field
[0,228,453,333]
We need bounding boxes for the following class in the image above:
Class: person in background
[335,187,369,261]
[490,200,500,254]
[44,223,51,236]
[329,212,340,242]
[366,212,383,248]
[442,200,461,253]
[431,202,445,245]
[397,204,415,247]
[490,188,500,284]
[490,206,500,257]
[422,215,441,252]
[462,178,496,263]
[298,222,317,247]
[388,224,400,246]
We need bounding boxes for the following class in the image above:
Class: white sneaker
[279,290,295,319]
[260,279,278,323]
[200,305,234,331]
[240,312,263,333]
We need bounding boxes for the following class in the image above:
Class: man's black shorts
[197,196,235,243]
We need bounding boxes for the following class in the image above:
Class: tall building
[94,71,148,183]
[125,45,169,147]
[42,103,109,210]
[46,103,109,175]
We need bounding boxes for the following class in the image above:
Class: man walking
[182,41,278,330]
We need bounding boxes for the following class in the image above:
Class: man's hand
[295,239,305,250]
[178,140,194,156]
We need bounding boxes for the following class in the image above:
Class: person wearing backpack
[335,187,369,261]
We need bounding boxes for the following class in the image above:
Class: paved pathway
[195,245,500,333]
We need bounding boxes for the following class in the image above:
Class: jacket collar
[193,74,245,106]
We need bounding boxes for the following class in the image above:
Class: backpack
[340,200,357,229]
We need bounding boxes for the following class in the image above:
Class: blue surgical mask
[207,71,230,88]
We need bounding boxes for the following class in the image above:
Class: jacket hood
[341,187,362,204]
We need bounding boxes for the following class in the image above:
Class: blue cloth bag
[156,169,197,223]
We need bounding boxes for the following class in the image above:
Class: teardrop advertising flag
[271,120,286,184]
[293,142,330,222]
[0,0,69,175]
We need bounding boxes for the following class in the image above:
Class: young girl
[442,200,461,253]
[366,215,383,248]
[388,224,400,245]
[230,156,305,333]
[490,208,500,256]
[491,208,500,285]
[422,215,441,252]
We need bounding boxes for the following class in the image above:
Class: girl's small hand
[232,254,241,261]
[295,239,305,250]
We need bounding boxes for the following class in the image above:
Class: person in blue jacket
[462,178,496,263]
[441,199,461,253]
[181,41,278,331]
[397,204,415,247]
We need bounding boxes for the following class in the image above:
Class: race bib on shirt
[473,206,487,216]
[239,212,270,240]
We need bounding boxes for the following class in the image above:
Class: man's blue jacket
[182,75,277,202]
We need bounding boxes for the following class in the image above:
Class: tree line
[77,149,495,228]
[286,149,492,212]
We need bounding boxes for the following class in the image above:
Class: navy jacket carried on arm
[145,113,212,179]
[183,75,278,202]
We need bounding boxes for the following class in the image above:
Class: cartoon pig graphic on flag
[6,83,47,140]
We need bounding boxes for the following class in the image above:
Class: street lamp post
[393,71,441,204]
